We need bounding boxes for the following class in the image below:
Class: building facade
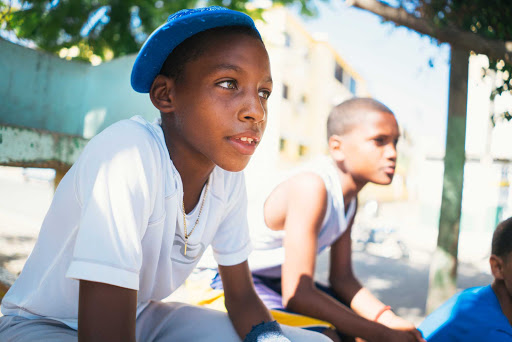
[254,7,368,169]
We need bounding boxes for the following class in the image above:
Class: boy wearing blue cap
[418,217,512,341]
[0,7,328,342]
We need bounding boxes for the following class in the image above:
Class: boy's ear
[149,75,176,114]
[490,255,505,280]
[328,135,345,162]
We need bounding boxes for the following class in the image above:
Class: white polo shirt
[1,116,252,329]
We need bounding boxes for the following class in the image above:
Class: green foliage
[0,0,322,61]
[399,0,512,122]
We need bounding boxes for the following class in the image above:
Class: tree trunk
[426,46,469,313]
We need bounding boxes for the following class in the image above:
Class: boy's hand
[378,311,415,330]
[382,328,426,342]
[377,313,426,342]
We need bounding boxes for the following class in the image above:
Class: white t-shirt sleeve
[210,172,252,266]
[66,121,158,290]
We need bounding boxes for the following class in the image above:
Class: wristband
[374,305,392,322]
[243,320,291,342]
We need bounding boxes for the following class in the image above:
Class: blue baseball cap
[131,6,260,93]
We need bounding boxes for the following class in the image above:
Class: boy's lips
[382,165,396,175]
[227,132,261,155]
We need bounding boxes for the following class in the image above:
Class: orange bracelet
[374,305,392,322]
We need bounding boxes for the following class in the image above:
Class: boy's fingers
[410,329,426,342]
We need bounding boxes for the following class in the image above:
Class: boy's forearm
[349,287,415,329]
[329,274,363,306]
[286,286,389,341]
[331,273,393,321]
[225,292,274,339]
[349,287,391,320]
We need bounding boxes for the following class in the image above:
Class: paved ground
[0,166,493,325]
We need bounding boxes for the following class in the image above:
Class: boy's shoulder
[434,285,496,317]
[455,285,496,310]
[97,116,159,142]
[288,156,334,180]
[292,155,341,194]
[419,285,510,340]
[83,116,163,157]
[76,116,167,185]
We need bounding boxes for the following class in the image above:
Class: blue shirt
[419,285,512,341]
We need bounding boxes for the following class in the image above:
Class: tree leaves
[1,0,325,61]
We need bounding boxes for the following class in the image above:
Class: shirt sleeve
[418,294,458,341]
[210,172,252,266]
[66,121,159,290]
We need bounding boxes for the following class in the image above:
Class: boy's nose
[385,143,397,160]
[239,94,266,124]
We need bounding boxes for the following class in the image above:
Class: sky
[294,0,452,152]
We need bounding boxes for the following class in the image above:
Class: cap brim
[131,9,259,93]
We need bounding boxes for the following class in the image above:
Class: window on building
[284,32,291,47]
[279,138,287,151]
[349,77,357,95]
[298,144,308,157]
[283,84,289,99]
[334,63,343,83]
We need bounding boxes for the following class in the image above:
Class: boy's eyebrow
[210,63,273,83]
[368,132,401,140]
[212,63,242,73]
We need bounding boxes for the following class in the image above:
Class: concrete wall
[85,55,157,138]
[0,39,89,135]
[0,38,158,138]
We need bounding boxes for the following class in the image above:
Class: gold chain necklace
[181,179,210,256]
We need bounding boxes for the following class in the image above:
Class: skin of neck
[334,160,367,210]
[161,115,214,213]
[492,276,512,326]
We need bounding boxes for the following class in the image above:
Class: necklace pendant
[184,240,188,256]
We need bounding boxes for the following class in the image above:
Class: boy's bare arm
[219,261,274,339]
[78,280,137,342]
[330,220,417,330]
[329,217,425,340]
[280,174,422,341]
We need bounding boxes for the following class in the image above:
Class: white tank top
[248,156,356,277]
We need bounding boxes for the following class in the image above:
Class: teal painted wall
[85,54,157,137]
[0,38,158,137]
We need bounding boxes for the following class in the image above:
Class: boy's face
[337,111,399,186]
[165,32,272,172]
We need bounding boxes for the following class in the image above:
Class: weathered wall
[0,39,90,135]
[0,38,158,138]
[84,54,156,138]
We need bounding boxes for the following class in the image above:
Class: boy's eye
[218,80,237,89]
[259,90,271,100]
[373,138,385,145]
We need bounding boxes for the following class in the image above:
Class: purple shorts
[210,272,346,336]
